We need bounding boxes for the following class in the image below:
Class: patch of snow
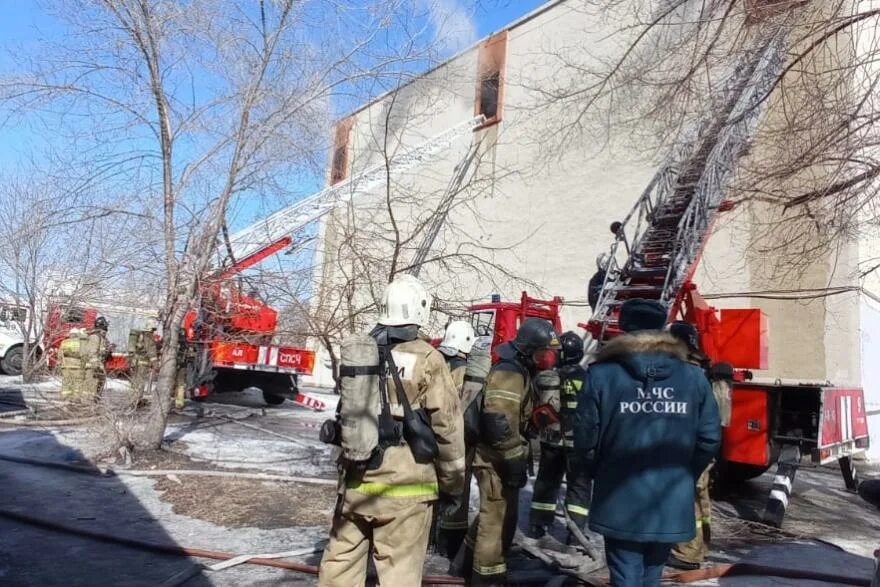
[165,425,336,479]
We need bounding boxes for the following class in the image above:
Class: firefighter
[463,317,560,585]
[318,275,466,586]
[667,321,732,570]
[174,327,190,409]
[438,320,475,389]
[436,320,477,558]
[88,317,112,397]
[575,299,720,587]
[59,328,90,400]
[588,253,610,311]
[61,316,111,401]
[129,318,159,402]
[529,330,592,541]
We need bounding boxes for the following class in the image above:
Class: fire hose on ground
[0,504,874,586]
[0,507,467,585]
[0,453,875,585]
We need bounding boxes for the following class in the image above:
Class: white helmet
[439,320,476,357]
[145,318,159,331]
[378,274,432,327]
[597,252,610,271]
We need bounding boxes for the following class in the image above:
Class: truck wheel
[262,390,286,406]
[1,347,24,376]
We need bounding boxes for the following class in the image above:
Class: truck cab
[469,292,563,361]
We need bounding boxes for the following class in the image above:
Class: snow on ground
[164,387,339,479]
[0,428,326,586]
[2,376,880,585]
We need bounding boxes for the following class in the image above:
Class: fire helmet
[668,320,700,352]
[511,318,560,356]
[558,331,584,365]
[439,320,475,357]
[378,274,432,327]
[94,316,109,332]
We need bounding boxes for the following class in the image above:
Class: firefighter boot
[529,523,549,538]
[439,528,468,560]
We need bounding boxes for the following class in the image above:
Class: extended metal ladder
[585,32,786,346]
[222,115,486,265]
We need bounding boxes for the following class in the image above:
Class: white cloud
[421,0,479,56]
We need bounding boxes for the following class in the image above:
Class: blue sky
[475,1,547,36]
[0,1,548,233]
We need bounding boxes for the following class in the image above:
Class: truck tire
[262,390,286,405]
[1,346,24,376]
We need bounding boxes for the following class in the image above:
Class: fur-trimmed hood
[593,331,690,383]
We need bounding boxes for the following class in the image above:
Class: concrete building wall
[308,0,875,452]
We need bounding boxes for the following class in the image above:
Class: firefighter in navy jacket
[574,298,721,587]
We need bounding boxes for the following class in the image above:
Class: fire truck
[581,32,868,526]
[180,244,319,408]
[183,114,487,405]
[41,303,160,373]
[468,292,563,361]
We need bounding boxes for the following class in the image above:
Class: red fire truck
[181,244,318,408]
[469,292,563,360]
[583,34,868,526]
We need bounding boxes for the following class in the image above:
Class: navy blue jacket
[575,331,721,543]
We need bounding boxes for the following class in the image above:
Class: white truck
[0,303,40,376]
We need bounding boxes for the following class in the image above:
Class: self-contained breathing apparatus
[531,369,562,443]
[320,326,438,472]
[461,344,491,445]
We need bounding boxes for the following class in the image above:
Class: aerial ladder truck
[181,114,488,407]
[582,31,869,527]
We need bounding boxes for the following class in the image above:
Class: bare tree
[0,170,143,381]
[0,0,469,449]
[300,78,542,385]
[528,0,880,278]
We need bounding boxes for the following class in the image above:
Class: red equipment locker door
[723,386,770,467]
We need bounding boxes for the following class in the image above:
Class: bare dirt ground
[154,475,336,529]
[0,375,878,586]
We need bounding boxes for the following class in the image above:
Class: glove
[436,492,462,519]
[500,456,528,489]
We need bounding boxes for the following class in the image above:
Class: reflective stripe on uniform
[564,401,578,409]
[346,480,439,498]
[695,518,703,528]
[700,516,711,525]
[439,519,469,530]
[485,389,521,403]
[566,504,589,516]
[562,439,575,448]
[502,445,524,460]
[530,501,556,512]
[474,562,506,576]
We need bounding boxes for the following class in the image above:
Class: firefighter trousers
[671,466,712,564]
[438,446,475,557]
[464,463,519,583]
[318,494,434,586]
[529,443,592,533]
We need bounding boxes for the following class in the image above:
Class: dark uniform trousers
[530,442,592,532]
[530,369,592,534]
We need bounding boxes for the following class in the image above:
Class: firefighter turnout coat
[467,357,532,582]
[319,338,466,587]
